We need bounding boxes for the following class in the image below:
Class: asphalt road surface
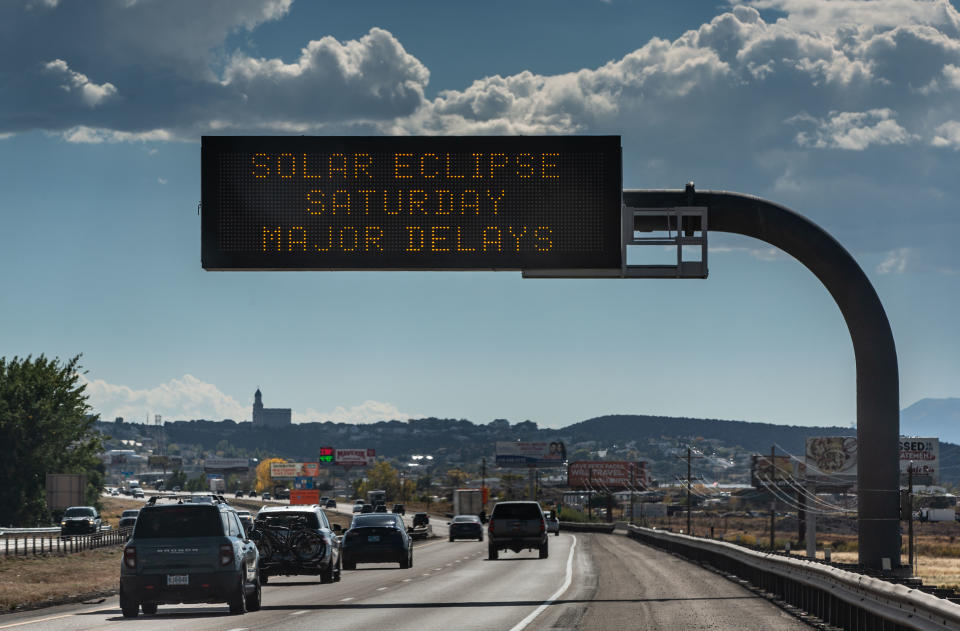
[0,532,811,630]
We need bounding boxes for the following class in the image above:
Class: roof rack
[146,493,229,506]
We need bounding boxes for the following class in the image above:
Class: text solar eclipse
[202,136,621,270]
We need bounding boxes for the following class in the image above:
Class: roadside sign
[202,136,622,271]
[495,441,567,468]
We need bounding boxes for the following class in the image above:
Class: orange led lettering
[353,153,372,179]
[431,226,451,252]
[489,153,508,178]
[456,226,476,252]
[316,226,333,252]
[328,153,348,178]
[278,153,295,178]
[482,226,502,252]
[516,153,533,178]
[436,190,451,215]
[331,190,351,215]
[508,226,527,251]
[541,153,559,178]
[262,226,282,251]
[461,190,479,215]
[445,153,465,179]
[420,153,439,179]
[358,190,376,215]
[486,189,505,215]
[394,153,414,178]
[288,226,307,251]
[472,153,483,179]
[408,190,427,214]
[385,190,400,215]
[302,154,322,178]
[534,226,553,252]
[340,226,359,251]
[252,153,270,178]
[306,190,325,215]
[365,226,384,251]
[406,226,425,251]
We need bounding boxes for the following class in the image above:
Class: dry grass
[0,547,120,611]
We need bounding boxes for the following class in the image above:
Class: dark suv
[487,501,548,560]
[60,506,101,538]
[252,505,342,584]
[119,497,261,617]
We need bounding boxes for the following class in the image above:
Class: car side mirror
[249,530,262,541]
[332,524,342,533]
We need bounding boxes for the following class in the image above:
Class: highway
[0,531,811,630]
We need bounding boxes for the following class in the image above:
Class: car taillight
[539,519,545,533]
[123,546,137,569]
[220,543,234,566]
[488,519,495,533]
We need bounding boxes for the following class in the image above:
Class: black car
[252,505,342,584]
[325,499,337,509]
[119,498,260,617]
[391,504,405,515]
[374,504,388,513]
[449,514,483,541]
[60,506,101,537]
[360,504,374,513]
[341,513,412,569]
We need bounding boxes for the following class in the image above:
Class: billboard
[148,455,168,468]
[568,461,647,489]
[203,458,251,472]
[290,489,320,505]
[495,441,567,468]
[750,454,798,489]
[294,476,314,490]
[270,462,320,478]
[46,473,87,511]
[805,437,857,485]
[335,448,375,467]
[803,436,940,486]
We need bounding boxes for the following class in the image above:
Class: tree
[446,468,469,488]
[255,457,286,493]
[0,355,104,525]
[364,461,400,498]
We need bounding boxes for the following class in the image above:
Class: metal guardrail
[0,524,111,536]
[2,526,132,557]
[626,525,960,630]
[558,521,616,533]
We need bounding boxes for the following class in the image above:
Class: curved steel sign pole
[622,187,900,572]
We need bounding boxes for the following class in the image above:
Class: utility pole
[630,464,636,525]
[675,447,703,535]
[770,445,777,550]
[481,457,486,514]
[588,468,593,521]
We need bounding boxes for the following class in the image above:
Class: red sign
[290,489,320,505]
[567,461,647,489]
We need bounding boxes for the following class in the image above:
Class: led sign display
[201,136,621,270]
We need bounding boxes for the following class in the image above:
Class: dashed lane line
[508,535,578,631]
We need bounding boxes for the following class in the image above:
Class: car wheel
[321,560,336,584]
[228,572,247,615]
[478,534,483,541]
[399,550,410,569]
[260,572,269,585]
[245,573,261,612]
[343,557,356,571]
[539,542,549,559]
[488,545,498,560]
[141,603,158,615]
[555,530,559,537]
[119,587,138,618]
[335,555,342,581]
[449,536,454,542]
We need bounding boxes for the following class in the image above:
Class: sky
[0,0,957,429]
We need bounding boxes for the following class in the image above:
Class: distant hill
[901,398,960,444]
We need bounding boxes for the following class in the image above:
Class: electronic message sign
[201,136,622,271]
[318,446,334,464]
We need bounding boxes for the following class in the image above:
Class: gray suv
[119,497,260,617]
[487,501,548,560]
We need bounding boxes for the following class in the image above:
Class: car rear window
[133,506,223,538]
[351,515,401,528]
[257,512,319,529]
[492,503,542,519]
[122,510,139,518]
[453,515,480,523]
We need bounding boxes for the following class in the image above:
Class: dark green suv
[119,497,261,617]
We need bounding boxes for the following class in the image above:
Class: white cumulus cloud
[877,247,911,274]
[931,120,960,147]
[293,400,420,424]
[791,109,918,150]
[80,374,249,422]
[43,59,117,106]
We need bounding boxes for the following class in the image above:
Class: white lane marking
[455,560,461,563]
[422,573,431,576]
[340,597,354,602]
[433,567,442,571]
[225,628,249,631]
[376,587,387,591]
[508,535,578,631]
[0,607,113,629]
[402,578,412,582]
[290,610,308,615]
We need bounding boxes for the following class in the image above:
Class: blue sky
[0,0,957,428]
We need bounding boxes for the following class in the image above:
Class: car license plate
[166,574,189,586]
[368,535,380,542]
